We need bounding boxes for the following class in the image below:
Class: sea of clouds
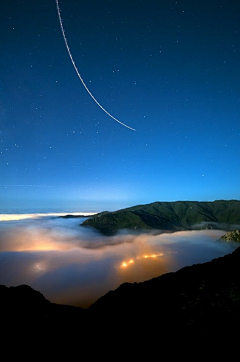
[0,214,238,308]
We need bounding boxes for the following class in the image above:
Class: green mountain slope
[81,200,240,235]
[220,230,240,242]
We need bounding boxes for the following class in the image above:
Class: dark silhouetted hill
[2,245,240,350]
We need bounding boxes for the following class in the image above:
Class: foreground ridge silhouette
[2,246,240,352]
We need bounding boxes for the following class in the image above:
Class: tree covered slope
[81,200,240,235]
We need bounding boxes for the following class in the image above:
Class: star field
[0,0,239,213]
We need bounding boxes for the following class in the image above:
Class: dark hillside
[2,246,240,350]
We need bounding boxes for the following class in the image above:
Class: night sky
[1,0,240,213]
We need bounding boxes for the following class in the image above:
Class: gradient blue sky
[1,0,239,213]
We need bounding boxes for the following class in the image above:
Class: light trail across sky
[55,0,136,131]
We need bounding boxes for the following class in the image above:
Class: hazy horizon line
[0,212,97,222]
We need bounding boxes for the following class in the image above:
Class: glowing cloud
[0,215,237,308]
[121,259,134,268]
[120,253,164,268]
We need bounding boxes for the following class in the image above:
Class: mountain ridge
[81,199,240,235]
[2,245,240,349]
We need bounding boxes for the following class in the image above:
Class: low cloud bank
[191,221,240,231]
[0,215,238,308]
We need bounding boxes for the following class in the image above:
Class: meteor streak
[55,0,136,131]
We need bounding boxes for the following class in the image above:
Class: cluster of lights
[121,259,134,268]
[33,262,47,273]
[120,253,164,268]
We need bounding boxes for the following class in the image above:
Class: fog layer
[0,214,238,308]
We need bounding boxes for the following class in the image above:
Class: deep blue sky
[1,0,239,213]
